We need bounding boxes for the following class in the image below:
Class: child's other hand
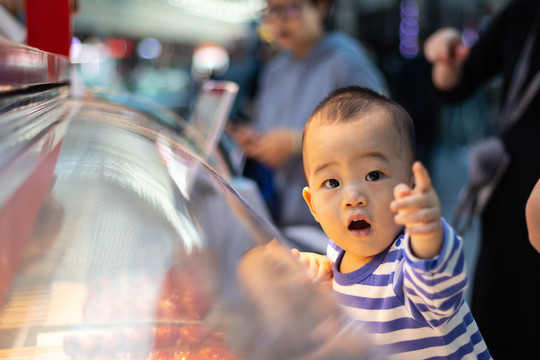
[390,161,443,259]
[291,249,333,288]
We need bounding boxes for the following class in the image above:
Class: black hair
[308,0,336,30]
[303,86,417,168]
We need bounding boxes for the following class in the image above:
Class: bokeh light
[191,43,230,79]
[137,38,163,60]
[399,0,419,58]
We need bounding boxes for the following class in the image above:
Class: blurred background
[71,0,505,118]
[69,0,509,299]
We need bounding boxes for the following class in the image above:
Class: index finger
[412,161,432,193]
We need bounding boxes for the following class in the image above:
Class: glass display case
[0,39,374,360]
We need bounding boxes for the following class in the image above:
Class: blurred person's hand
[424,27,471,91]
[228,125,301,169]
[237,239,381,359]
[245,128,302,169]
[226,123,261,149]
[291,249,333,289]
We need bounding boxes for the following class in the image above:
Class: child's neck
[340,251,375,273]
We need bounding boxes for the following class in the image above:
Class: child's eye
[365,171,382,182]
[323,179,340,189]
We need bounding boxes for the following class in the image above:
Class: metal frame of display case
[0,38,72,310]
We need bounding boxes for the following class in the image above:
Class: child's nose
[343,187,367,208]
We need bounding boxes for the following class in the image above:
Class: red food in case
[199,345,239,360]
[62,324,238,360]
[157,253,216,322]
[181,290,212,321]
[179,325,214,348]
[159,282,211,321]
[153,325,181,348]
[173,351,206,360]
[157,295,184,319]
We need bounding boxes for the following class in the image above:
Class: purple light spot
[400,0,418,17]
[462,28,479,47]
[400,42,418,58]
[400,21,419,37]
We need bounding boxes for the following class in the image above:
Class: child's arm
[291,249,333,287]
[390,162,467,325]
[390,161,443,259]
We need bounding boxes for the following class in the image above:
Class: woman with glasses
[230,0,386,252]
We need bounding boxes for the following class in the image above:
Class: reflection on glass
[0,93,378,359]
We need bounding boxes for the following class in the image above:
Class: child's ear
[302,186,319,222]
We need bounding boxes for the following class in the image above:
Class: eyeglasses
[262,4,303,21]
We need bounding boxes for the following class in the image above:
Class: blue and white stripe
[329,219,492,359]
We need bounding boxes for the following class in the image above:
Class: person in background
[295,86,491,359]
[526,178,540,254]
[423,0,540,358]
[228,0,386,252]
[392,39,441,172]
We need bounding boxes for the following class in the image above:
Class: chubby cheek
[313,191,338,212]
[381,211,404,243]
[375,194,401,228]
[381,217,403,241]
[314,196,342,235]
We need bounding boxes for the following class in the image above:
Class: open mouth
[348,219,371,231]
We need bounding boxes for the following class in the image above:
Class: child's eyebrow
[312,151,390,176]
[362,151,390,163]
[313,161,335,177]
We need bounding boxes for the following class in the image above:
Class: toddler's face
[303,110,413,267]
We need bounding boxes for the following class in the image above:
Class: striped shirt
[328,219,492,359]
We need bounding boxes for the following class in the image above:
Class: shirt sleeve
[400,218,468,327]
